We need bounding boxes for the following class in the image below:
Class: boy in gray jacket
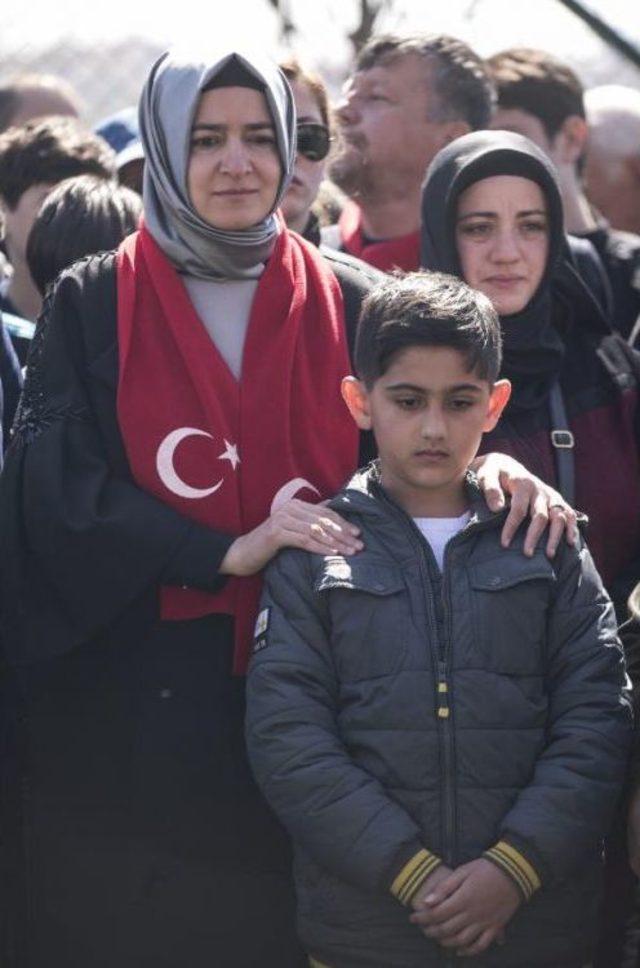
[246,272,631,967]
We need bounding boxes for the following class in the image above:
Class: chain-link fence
[0,36,164,127]
[1,0,639,129]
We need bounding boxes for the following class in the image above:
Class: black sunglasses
[296,122,331,162]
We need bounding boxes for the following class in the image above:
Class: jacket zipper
[433,522,498,865]
[368,485,505,867]
[434,524,496,867]
[438,537,459,868]
[372,485,463,867]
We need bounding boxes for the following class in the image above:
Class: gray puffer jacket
[246,467,632,968]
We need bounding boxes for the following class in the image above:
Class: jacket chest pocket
[468,556,555,674]
[316,557,408,682]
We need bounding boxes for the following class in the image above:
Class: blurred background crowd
[1,0,639,365]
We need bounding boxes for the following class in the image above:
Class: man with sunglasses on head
[322,34,494,273]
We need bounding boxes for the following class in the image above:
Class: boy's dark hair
[26,175,141,296]
[487,48,585,141]
[355,271,502,388]
[0,116,115,210]
[356,34,495,131]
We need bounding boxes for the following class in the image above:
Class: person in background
[421,129,640,622]
[421,132,640,968]
[0,73,82,133]
[322,33,494,272]
[0,116,115,333]
[487,48,640,339]
[585,85,640,238]
[279,58,332,245]
[95,107,145,195]
[0,74,85,365]
[26,174,141,299]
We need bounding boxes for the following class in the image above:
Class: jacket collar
[329,460,507,531]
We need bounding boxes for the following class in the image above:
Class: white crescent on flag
[270,477,321,513]
[156,428,224,500]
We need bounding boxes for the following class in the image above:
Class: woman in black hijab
[421,129,640,619]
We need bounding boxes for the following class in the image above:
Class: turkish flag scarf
[339,199,420,273]
[116,223,358,673]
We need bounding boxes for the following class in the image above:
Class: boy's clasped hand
[410,859,521,958]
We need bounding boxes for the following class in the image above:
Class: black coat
[0,249,377,968]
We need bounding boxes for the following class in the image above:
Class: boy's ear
[341,376,372,430]
[483,379,511,432]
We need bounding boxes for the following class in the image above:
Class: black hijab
[420,130,599,410]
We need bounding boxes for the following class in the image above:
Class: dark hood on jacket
[420,130,604,410]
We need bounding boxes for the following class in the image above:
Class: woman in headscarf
[0,46,370,968]
[0,53,574,967]
[421,129,640,619]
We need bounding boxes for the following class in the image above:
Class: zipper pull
[437,661,450,719]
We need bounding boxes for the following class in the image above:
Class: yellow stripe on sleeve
[390,847,442,906]
[484,840,541,900]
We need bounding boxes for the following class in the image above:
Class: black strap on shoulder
[549,380,575,505]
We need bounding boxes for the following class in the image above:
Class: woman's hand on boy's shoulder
[471,453,578,558]
[219,499,363,576]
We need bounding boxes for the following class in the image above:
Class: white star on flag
[218,439,240,471]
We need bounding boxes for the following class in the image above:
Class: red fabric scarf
[339,199,420,272]
[117,223,358,673]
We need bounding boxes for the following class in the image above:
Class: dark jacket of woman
[421,130,640,618]
[0,39,381,968]
[0,246,375,968]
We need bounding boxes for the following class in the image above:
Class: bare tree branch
[265,0,296,43]
[265,0,397,57]
[348,0,388,55]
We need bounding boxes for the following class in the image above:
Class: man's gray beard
[329,148,417,207]
[328,149,375,201]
